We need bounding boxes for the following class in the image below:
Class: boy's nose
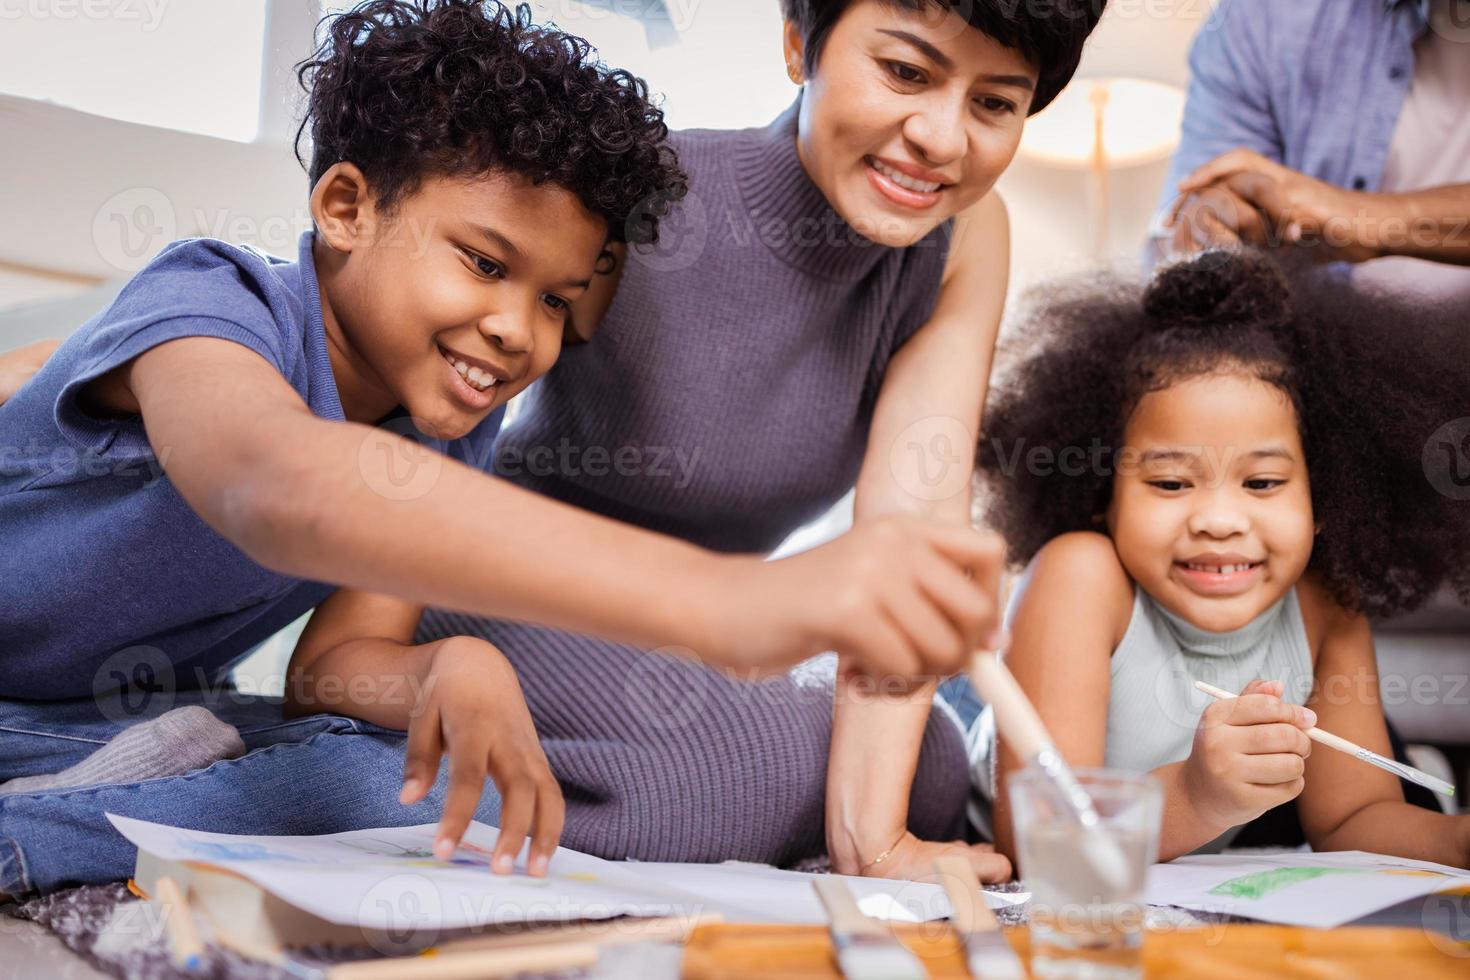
[477,312,533,355]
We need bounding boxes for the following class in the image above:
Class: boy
[0,0,1004,896]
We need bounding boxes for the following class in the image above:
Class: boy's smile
[1107,371,1316,633]
[311,165,608,439]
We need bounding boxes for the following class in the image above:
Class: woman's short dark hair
[779,0,1105,115]
[295,0,687,245]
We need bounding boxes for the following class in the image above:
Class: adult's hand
[1175,150,1381,263]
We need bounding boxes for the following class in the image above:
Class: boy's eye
[977,96,1017,115]
[884,60,926,84]
[466,252,504,279]
[543,294,570,316]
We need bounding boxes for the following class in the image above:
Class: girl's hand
[399,636,564,877]
[1182,679,1315,832]
[856,831,1011,884]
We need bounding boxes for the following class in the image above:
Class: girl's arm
[828,193,1011,879]
[1295,579,1470,866]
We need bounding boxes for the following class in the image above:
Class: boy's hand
[399,636,563,876]
[1182,679,1314,831]
[710,516,1005,681]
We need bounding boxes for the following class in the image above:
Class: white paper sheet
[108,815,1025,931]
[1145,850,1470,929]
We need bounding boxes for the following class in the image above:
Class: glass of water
[1009,767,1162,980]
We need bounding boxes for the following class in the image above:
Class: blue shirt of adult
[0,233,503,701]
[1155,0,1431,220]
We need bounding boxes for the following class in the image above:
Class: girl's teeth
[1186,563,1254,574]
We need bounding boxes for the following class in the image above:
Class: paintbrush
[932,856,1024,980]
[1193,680,1457,797]
[812,878,927,980]
[970,651,1132,892]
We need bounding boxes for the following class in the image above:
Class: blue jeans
[0,689,502,897]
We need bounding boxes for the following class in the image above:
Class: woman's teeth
[870,158,942,194]
[441,349,498,393]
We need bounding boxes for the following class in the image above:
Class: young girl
[971,248,1470,865]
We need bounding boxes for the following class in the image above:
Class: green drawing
[1209,867,1360,900]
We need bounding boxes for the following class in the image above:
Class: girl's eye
[1245,478,1285,491]
[885,60,925,84]
[1148,479,1189,492]
[978,96,1017,115]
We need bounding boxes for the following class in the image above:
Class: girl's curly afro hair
[295,0,687,245]
[977,248,1470,620]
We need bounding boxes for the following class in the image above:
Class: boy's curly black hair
[295,0,686,245]
[977,248,1470,620]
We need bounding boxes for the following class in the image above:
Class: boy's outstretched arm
[120,336,1003,680]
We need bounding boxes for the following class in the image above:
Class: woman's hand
[855,831,1011,884]
[399,636,564,877]
[1181,679,1314,833]
[0,338,61,405]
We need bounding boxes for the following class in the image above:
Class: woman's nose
[903,98,967,168]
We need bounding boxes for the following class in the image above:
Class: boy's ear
[310,162,376,253]
[782,20,806,84]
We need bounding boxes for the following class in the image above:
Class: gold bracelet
[858,831,907,873]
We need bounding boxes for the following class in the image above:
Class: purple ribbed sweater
[418,101,970,865]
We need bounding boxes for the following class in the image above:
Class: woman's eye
[885,61,925,84]
[978,96,1017,115]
